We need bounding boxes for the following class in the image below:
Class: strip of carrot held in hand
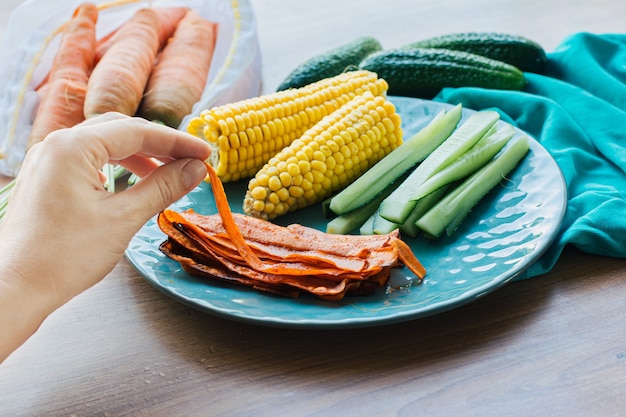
[139,10,217,128]
[203,161,268,271]
[28,2,98,149]
[84,8,161,118]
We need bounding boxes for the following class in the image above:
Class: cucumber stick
[360,186,447,236]
[379,109,500,224]
[399,185,450,237]
[372,210,400,235]
[415,136,531,237]
[359,214,376,235]
[410,122,515,201]
[325,171,408,234]
[328,104,463,215]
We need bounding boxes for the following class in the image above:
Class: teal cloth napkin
[434,32,626,279]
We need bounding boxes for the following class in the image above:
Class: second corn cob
[187,70,389,182]
[243,91,403,220]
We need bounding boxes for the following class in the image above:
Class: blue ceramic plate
[125,97,566,329]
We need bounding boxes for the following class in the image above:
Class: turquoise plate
[125,96,566,329]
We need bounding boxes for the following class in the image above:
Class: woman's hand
[0,113,211,361]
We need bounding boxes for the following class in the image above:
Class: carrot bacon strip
[27,3,98,148]
[392,239,426,280]
[177,211,383,273]
[164,209,371,278]
[181,210,395,259]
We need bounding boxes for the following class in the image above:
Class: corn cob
[187,70,388,182]
[243,91,403,220]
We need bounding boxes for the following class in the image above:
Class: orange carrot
[28,2,98,148]
[94,7,188,63]
[83,8,160,118]
[93,26,120,63]
[154,7,190,48]
[139,10,217,127]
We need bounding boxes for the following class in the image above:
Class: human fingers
[76,111,128,127]
[118,154,162,178]
[108,157,207,226]
[68,116,210,169]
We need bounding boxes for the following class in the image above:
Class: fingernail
[182,159,208,190]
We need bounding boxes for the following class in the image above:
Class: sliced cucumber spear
[378,109,500,224]
[410,122,515,202]
[328,103,463,215]
[371,209,401,235]
[325,173,406,234]
[395,124,515,237]
[399,185,450,238]
[415,135,531,237]
[366,186,449,236]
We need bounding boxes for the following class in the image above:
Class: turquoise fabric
[434,32,626,278]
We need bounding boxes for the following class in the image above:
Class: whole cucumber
[403,32,547,73]
[276,36,382,91]
[358,48,526,99]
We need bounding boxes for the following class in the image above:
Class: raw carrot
[139,10,217,128]
[93,26,120,63]
[28,2,98,148]
[154,7,189,48]
[84,8,161,118]
[94,7,188,63]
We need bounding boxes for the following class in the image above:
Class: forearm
[0,265,58,363]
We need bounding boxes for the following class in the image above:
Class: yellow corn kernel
[243,91,403,220]
[185,70,388,182]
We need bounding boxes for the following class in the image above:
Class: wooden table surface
[2,1,626,416]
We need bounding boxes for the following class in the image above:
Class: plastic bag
[0,0,262,177]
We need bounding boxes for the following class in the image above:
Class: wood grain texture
[2,1,626,416]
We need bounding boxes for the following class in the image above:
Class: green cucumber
[276,36,382,91]
[379,109,500,224]
[358,48,526,99]
[403,32,548,73]
[415,136,531,237]
[410,122,515,202]
[328,104,462,215]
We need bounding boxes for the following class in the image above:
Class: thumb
[121,158,208,220]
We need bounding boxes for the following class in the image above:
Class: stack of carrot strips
[158,163,426,301]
